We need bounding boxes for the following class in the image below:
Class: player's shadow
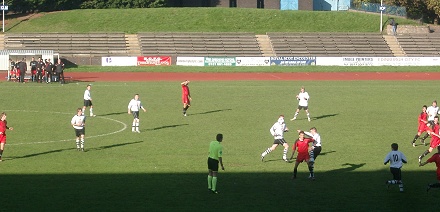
[146,124,189,131]
[319,150,336,156]
[331,163,366,172]
[90,140,144,151]
[312,113,338,121]
[8,148,75,160]
[264,158,286,163]
[190,109,232,116]
[98,111,127,116]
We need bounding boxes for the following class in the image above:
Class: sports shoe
[136,130,141,133]
[418,156,422,164]
[211,190,219,194]
[183,113,187,117]
[81,148,85,152]
[308,117,311,122]
[412,142,416,147]
[291,175,297,180]
[261,155,264,162]
[290,117,296,121]
[427,184,431,192]
[386,181,390,189]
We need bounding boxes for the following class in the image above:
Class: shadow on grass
[1,169,439,211]
[8,148,75,160]
[145,124,189,131]
[320,150,336,156]
[89,140,144,151]
[313,113,338,121]
[97,111,127,116]
[189,108,232,116]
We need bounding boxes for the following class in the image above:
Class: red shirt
[429,124,440,142]
[182,84,189,96]
[427,153,440,171]
[418,112,427,125]
[293,138,314,154]
[0,120,7,135]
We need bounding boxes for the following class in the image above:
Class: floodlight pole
[2,0,4,32]
[380,0,383,32]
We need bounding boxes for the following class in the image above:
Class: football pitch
[1,80,439,211]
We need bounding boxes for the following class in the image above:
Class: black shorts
[74,128,85,137]
[207,157,219,171]
[297,105,308,110]
[84,100,93,107]
[313,146,322,159]
[273,138,287,145]
[390,167,402,181]
[132,111,140,119]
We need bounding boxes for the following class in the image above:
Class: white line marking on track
[4,110,127,146]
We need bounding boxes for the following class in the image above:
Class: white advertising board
[102,57,137,66]
[316,57,440,66]
[236,57,270,66]
[176,57,205,66]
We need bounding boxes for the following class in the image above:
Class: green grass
[0,80,439,211]
[5,8,417,33]
[66,65,440,73]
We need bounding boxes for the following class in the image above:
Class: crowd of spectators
[8,57,65,84]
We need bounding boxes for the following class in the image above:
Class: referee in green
[207,134,225,194]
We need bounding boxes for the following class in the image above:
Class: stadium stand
[267,32,393,57]
[395,33,440,56]
[4,33,128,57]
[137,32,263,56]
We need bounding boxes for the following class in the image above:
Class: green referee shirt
[208,141,223,160]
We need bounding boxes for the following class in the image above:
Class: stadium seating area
[396,34,440,56]
[4,33,128,56]
[267,32,393,57]
[138,32,262,56]
[3,32,440,59]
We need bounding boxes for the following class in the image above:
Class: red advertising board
[137,56,171,66]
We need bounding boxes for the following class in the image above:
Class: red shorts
[182,95,190,105]
[296,153,309,163]
[0,134,6,144]
[32,69,37,75]
[418,124,429,133]
[17,69,21,76]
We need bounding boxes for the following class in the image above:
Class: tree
[426,0,440,23]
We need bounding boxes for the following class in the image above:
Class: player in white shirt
[304,127,321,163]
[384,143,407,192]
[261,115,289,162]
[128,94,147,133]
[426,100,439,125]
[82,84,96,117]
[71,108,86,151]
[421,100,439,141]
[291,86,311,122]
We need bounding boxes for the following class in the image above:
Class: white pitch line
[4,110,127,146]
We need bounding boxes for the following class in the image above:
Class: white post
[380,0,383,32]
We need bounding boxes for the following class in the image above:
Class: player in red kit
[181,80,192,116]
[290,131,315,180]
[0,112,14,162]
[418,116,440,164]
[419,146,440,192]
[412,105,429,147]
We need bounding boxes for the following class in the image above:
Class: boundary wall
[101,56,440,66]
